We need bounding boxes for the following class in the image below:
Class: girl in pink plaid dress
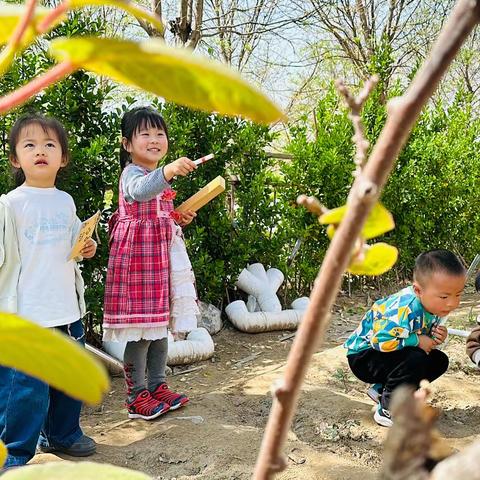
[103,107,199,420]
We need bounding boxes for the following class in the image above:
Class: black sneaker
[373,404,393,427]
[38,434,96,457]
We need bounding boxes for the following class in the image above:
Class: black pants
[348,347,449,409]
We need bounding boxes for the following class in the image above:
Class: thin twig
[253,1,480,478]
[296,194,328,217]
[234,352,262,366]
[0,61,76,114]
[171,365,205,376]
[278,333,295,342]
[36,0,69,34]
[335,75,378,176]
[10,0,37,46]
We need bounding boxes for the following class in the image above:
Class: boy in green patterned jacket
[344,250,466,427]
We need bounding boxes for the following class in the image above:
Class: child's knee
[431,349,449,373]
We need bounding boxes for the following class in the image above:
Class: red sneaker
[127,389,170,420]
[151,383,189,410]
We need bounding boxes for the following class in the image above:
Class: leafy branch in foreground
[253,1,480,478]
[0,0,283,124]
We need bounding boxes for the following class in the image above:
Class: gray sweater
[122,164,171,203]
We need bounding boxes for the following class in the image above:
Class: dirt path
[32,293,480,479]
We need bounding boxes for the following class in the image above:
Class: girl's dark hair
[120,106,169,170]
[8,113,70,187]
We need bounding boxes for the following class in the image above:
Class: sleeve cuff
[162,166,173,184]
[404,334,419,347]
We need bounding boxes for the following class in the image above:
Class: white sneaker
[374,404,393,427]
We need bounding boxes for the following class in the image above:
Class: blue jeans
[0,320,85,468]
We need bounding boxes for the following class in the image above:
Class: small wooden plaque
[68,210,101,260]
[176,176,226,213]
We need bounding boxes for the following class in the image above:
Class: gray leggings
[124,337,168,398]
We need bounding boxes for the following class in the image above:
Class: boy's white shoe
[374,404,393,428]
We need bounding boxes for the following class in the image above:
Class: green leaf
[0,0,164,47]
[320,202,395,239]
[1,461,152,479]
[103,189,114,210]
[0,313,109,405]
[0,440,6,468]
[68,0,164,33]
[347,243,398,276]
[0,2,51,46]
[49,37,284,124]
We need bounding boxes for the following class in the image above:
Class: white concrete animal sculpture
[226,263,309,333]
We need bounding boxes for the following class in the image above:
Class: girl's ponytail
[119,143,131,170]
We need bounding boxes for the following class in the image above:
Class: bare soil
[32,292,480,479]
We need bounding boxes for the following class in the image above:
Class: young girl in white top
[0,114,97,468]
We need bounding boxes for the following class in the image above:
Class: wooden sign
[176,176,226,213]
[68,211,101,260]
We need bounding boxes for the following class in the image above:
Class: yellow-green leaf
[0,0,164,47]
[0,2,52,46]
[0,440,6,468]
[68,0,164,34]
[318,205,345,225]
[103,189,114,210]
[0,313,109,404]
[319,202,394,239]
[326,224,335,240]
[1,461,152,479]
[348,243,398,276]
[49,37,284,124]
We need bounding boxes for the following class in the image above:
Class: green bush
[282,84,480,291]
[383,90,480,273]
[3,27,479,329]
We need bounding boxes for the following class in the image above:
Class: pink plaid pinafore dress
[103,172,177,336]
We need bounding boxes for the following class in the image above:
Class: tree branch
[380,385,441,480]
[336,75,379,175]
[187,0,205,49]
[252,1,480,478]
[0,61,75,115]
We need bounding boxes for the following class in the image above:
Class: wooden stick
[175,176,225,213]
[336,75,378,176]
[85,343,123,374]
[278,333,296,342]
[194,153,214,166]
[171,365,205,376]
[234,352,262,367]
[253,1,480,478]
